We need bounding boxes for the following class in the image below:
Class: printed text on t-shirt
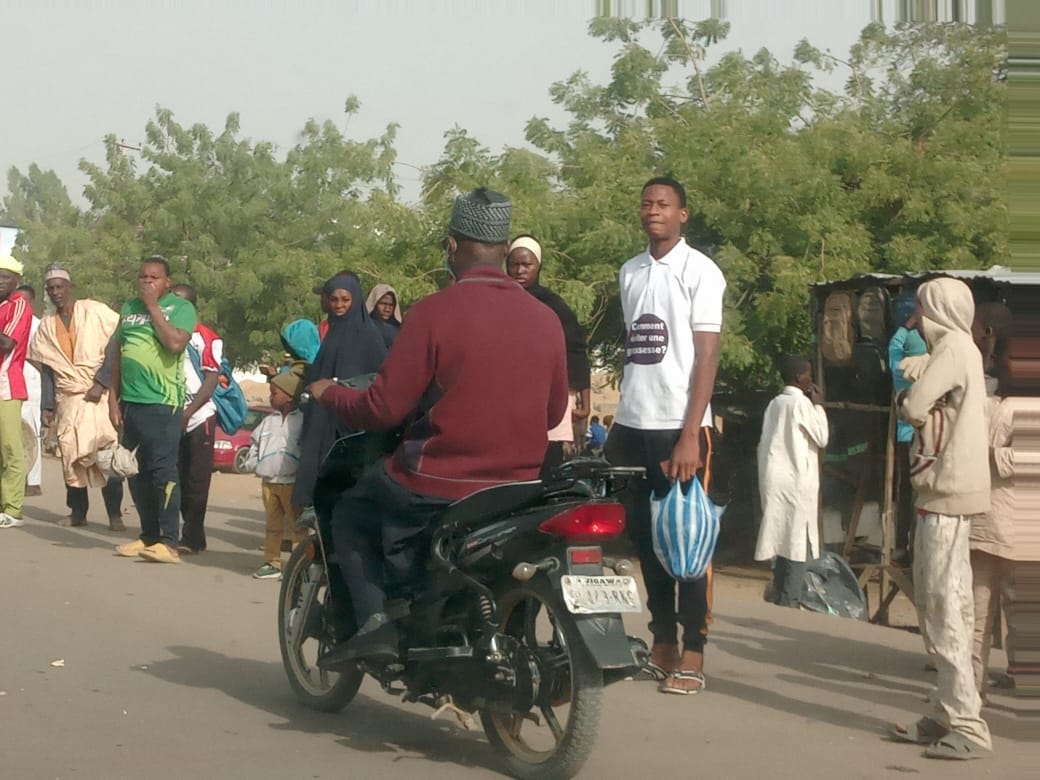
[625,313,669,365]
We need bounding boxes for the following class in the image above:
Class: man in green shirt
[109,256,196,564]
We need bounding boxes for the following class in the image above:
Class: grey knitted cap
[448,188,512,244]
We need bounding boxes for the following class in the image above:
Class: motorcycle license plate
[560,575,642,614]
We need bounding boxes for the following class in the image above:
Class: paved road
[2,459,1033,780]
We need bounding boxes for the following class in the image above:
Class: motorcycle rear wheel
[480,577,603,780]
[278,540,364,713]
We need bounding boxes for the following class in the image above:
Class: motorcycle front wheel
[480,577,604,780]
[278,539,364,712]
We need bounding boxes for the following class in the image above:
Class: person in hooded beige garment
[890,277,992,760]
[365,283,402,350]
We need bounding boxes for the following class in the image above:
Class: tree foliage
[1,22,1005,387]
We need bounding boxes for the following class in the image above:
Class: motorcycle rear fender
[544,565,641,671]
[572,612,640,670]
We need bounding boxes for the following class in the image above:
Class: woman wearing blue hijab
[292,274,388,507]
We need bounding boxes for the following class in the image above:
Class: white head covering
[508,236,542,264]
[45,267,72,282]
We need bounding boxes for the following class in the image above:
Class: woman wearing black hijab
[506,235,591,474]
[292,274,388,507]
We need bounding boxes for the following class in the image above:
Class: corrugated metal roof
[811,266,1040,290]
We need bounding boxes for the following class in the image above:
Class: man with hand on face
[30,266,125,529]
[109,256,196,564]
[604,176,726,696]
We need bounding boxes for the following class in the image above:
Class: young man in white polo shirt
[605,176,726,696]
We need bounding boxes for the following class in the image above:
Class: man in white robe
[29,267,124,530]
[755,355,829,606]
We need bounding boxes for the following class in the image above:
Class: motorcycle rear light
[538,503,625,539]
[568,547,602,565]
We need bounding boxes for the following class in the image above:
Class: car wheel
[233,447,251,474]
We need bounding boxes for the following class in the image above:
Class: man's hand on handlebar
[306,379,336,402]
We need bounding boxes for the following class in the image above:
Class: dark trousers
[772,557,807,607]
[179,417,215,551]
[895,441,914,555]
[67,478,124,521]
[605,423,711,653]
[331,464,450,628]
[541,441,566,479]
[121,403,182,547]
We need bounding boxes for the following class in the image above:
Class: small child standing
[755,355,830,607]
[247,365,308,580]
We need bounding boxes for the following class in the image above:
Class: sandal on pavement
[924,732,990,761]
[660,670,706,695]
[888,717,948,745]
[641,662,671,681]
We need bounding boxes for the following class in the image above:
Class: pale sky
[2,0,875,208]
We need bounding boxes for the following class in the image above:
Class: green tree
[500,18,1006,388]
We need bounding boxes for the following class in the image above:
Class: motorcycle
[278,423,648,779]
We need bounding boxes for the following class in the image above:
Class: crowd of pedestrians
[0,176,1014,757]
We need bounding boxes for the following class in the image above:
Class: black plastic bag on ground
[800,552,868,620]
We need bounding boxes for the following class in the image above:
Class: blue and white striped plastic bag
[651,480,720,581]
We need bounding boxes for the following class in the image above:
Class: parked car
[213,406,272,473]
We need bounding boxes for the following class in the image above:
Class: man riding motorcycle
[306,188,569,667]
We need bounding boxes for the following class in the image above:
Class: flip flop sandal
[660,670,706,696]
[924,732,990,761]
[641,662,671,681]
[888,717,948,745]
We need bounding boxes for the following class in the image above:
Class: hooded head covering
[293,274,388,508]
[280,319,320,364]
[365,284,402,325]
[309,274,387,383]
[917,278,975,347]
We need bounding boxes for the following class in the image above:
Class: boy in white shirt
[247,365,307,580]
[605,176,726,696]
[755,356,829,607]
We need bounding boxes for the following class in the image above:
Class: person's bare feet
[661,649,705,694]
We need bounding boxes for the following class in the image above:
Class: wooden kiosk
[809,267,1039,626]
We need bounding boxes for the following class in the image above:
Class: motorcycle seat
[440,480,545,531]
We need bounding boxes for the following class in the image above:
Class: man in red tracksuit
[308,188,569,665]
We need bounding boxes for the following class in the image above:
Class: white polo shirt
[615,238,726,430]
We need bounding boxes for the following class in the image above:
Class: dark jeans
[604,423,711,653]
[331,464,451,628]
[67,478,124,521]
[179,417,215,551]
[772,556,807,607]
[121,403,182,547]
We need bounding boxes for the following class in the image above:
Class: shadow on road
[710,614,1029,741]
[21,514,130,551]
[138,645,502,774]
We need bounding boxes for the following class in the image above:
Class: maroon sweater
[320,265,569,500]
